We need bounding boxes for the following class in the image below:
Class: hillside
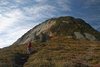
[24,38,100,67]
[0,16,100,67]
[13,16,100,45]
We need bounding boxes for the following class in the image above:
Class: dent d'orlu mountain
[13,16,100,45]
[0,16,100,67]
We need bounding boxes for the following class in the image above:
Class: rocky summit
[13,16,100,45]
[0,16,100,67]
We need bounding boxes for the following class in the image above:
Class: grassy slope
[0,37,100,67]
[24,37,100,67]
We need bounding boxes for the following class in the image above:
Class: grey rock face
[84,33,96,41]
[74,32,97,41]
[13,19,56,45]
[74,32,86,40]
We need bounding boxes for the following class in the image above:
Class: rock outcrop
[74,32,97,40]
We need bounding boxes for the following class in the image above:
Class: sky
[0,0,100,48]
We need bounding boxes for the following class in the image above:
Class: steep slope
[13,16,100,45]
[0,16,100,67]
[24,38,100,67]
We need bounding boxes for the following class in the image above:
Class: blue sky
[0,0,100,48]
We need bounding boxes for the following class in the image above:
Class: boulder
[84,33,96,41]
[74,32,86,40]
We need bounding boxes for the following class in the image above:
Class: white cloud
[0,27,30,48]
[0,9,23,32]
[0,0,72,48]
[23,0,71,20]
[23,4,57,20]
[0,8,35,48]
[35,0,47,2]
[0,0,9,6]
[15,0,29,4]
[0,22,38,48]
[57,0,71,11]
[84,0,100,8]
[16,0,24,2]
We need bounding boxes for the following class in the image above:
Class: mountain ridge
[13,16,100,45]
[0,16,100,67]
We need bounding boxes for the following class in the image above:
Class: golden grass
[0,37,100,67]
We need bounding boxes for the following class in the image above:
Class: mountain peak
[13,16,100,45]
[0,16,100,67]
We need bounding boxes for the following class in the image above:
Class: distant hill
[0,16,100,67]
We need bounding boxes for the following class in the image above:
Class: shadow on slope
[13,53,29,67]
